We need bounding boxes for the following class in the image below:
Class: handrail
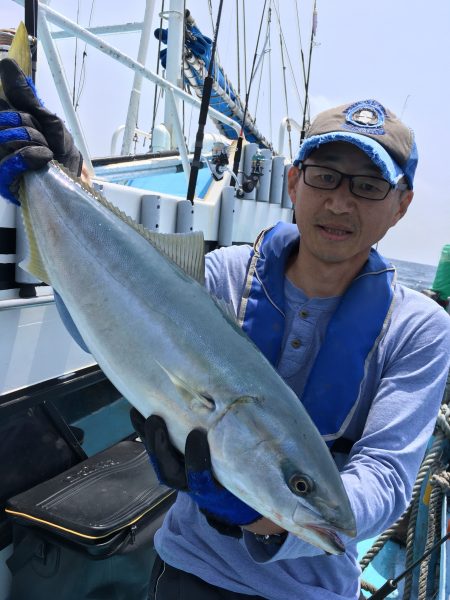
[0,294,54,311]
[110,125,152,157]
[278,117,302,157]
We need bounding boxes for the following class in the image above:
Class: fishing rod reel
[207,141,230,181]
[236,150,266,197]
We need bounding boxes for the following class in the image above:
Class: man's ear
[393,190,414,225]
[287,166,300,205]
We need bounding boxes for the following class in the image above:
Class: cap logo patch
[343,100,386,135]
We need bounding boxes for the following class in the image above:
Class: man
[1,60,449,600]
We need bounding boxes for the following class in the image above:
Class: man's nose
[323,177,355,213]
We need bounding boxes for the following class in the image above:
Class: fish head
[208,389,356,555]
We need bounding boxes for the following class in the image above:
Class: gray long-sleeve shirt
[154,244,450,600]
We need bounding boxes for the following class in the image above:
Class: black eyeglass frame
[298,162,410,201]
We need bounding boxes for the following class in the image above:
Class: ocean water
[387,257,437,292]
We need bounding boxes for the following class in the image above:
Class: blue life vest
[237,222,396,443]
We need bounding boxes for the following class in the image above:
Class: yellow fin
[8,22,32,76]
[145,229,205,285]
[57,163,206,284]
[17,179,51,284]
[0,23,32,103]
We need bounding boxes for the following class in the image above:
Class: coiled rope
[360,377,450,598]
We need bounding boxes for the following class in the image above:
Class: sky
[3,0,450,265]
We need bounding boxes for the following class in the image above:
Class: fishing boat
[0,2,449,599]
[0,2,300,598]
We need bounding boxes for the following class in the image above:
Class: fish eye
[289,473,315,496]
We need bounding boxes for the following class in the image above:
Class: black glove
[130,409,261,538]
[0,58,83,204]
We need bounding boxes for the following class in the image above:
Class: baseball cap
[293,99,418,189]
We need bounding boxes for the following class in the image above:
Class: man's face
[288,142,413,268]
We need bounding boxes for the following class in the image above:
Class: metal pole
[121,0,156,155]
[163,0,185,148]
[166,89,190,182]
[37,2,93,172]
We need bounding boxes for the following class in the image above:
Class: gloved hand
[130,408,261,538]
[0,58,83,205]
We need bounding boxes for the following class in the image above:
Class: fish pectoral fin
[155,361,215,412]
[145,230,205,285]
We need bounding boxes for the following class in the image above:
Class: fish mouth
[293,498,356,533]
[303,524,346,554]
[292,501,356,554]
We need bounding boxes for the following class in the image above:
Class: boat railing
[0,294,54,311]
[278,117,302,157]
[110,125,153,158]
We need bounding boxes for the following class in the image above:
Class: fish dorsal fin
[146,230,205,285]
[156,361,215,413]
[56,163,206,285]
[18,180,51,284]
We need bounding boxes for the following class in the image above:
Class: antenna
[400,94,411,119]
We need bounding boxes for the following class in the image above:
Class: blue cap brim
[294,132,405,187]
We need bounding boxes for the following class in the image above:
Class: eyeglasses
[299,163,409,201]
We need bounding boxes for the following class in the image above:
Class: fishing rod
[185,0,224,205]
[24,0,38,83]
[300,0,317,144]
[367,528,450,599]
[231,0,268,177]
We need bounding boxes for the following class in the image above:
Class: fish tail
[18,178,51,284]
[0,22,32,102]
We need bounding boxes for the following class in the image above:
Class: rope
[431,469,450,491]
[361,579,378,595]
[417,474,444,599]
[359,430,446,572]
[360,371,450,598]
[436,401,450,439]
[402,395,450,599]
[359,510,410,571]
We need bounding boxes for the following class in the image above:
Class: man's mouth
[317,225,353,239]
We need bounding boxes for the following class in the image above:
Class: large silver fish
[17,162,356,554]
